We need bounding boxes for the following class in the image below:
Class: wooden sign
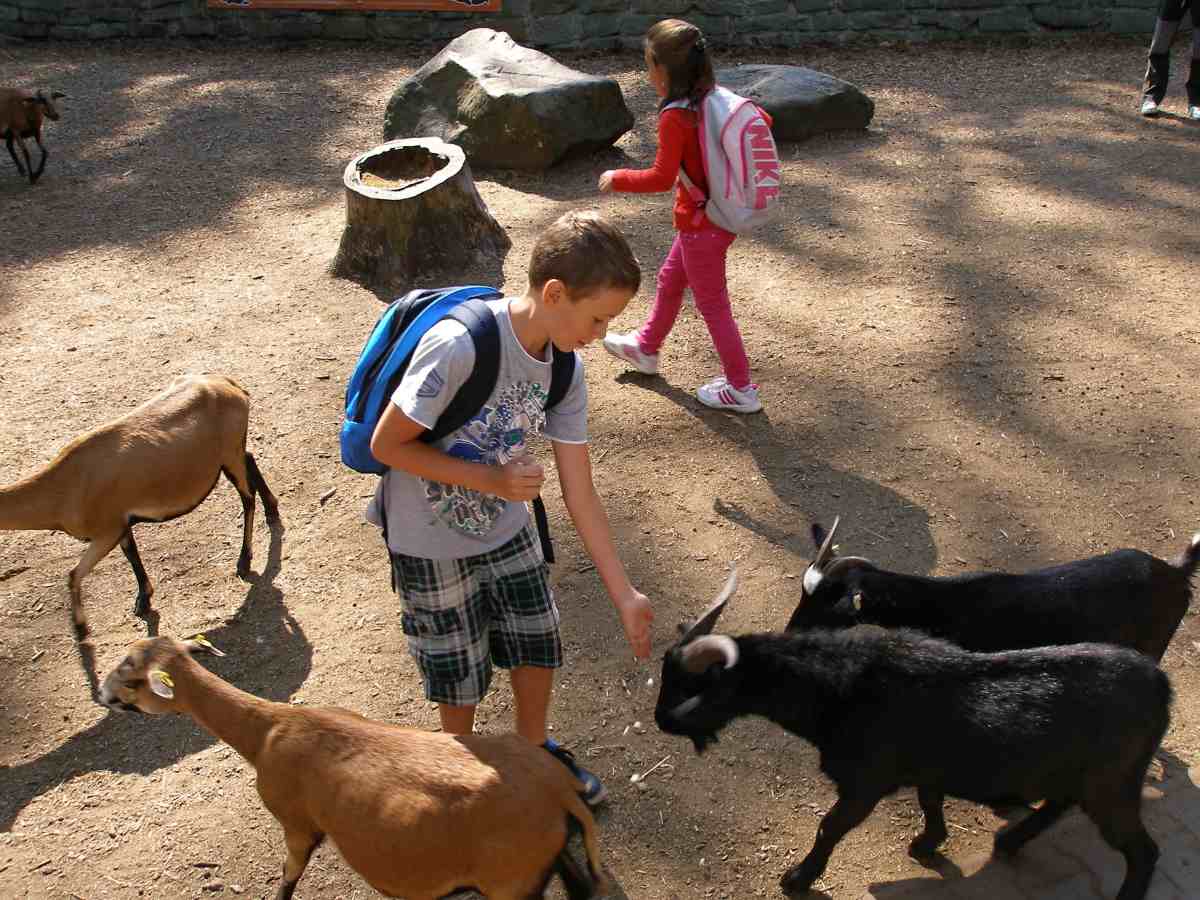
[208,0,499,11]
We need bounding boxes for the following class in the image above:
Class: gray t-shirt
[365,296,588,559]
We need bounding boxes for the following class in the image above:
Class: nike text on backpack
[340,285,574,564]
[666,85,781,233]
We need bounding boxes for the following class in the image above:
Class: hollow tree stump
[331,137,510,288]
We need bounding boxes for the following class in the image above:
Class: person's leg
[1144,0,1188,108]
[510,665,554,744]
[680,227,753,390]
[487,525,561,740]
[438,704,477,735]
[1187,7,1200,109]
[637,234,689,355]
[487,525,606,805]
[391,550,491,734]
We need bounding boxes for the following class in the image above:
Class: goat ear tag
[149,670,175,699]
[852,592,863,612]
[187,634,226,657]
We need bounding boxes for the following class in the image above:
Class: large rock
[718,65,874,142]
[384,28,634,171]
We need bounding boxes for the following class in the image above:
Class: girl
[598,18,763,414]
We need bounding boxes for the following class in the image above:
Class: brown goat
[101,636,609,900]
[0,374,279,638]
[1,87,65,184]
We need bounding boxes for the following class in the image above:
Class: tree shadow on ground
[0,517,309,833]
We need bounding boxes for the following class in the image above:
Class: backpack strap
[382,292,498,583]
[415,298,565,566]
[676,168,709,228]
[422,298,501,443]
[546,346,576,412]
[529,347,578,565]
[662,98,710,228]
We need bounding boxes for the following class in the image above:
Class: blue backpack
[341,285,575,563]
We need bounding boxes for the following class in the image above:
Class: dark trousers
[1144,0,1200,105]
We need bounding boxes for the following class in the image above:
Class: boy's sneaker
[696,376,762,414]
[543,737,608,806]
[1189,105,1200,121]
[602,331,659,375]
[1141,97,1161,117]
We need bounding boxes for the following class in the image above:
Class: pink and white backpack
[666,86,782,234]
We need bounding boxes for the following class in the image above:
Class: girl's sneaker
[543,738,608,806]
[1141,97,1161,117]
[602,331,659,375]
[697,376,762,414]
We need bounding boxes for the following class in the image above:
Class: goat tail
[1174,532,1200,577]
[565,792,609,896]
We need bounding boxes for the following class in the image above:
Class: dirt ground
[1,34,1198,900]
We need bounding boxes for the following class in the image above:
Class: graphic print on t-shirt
[424,380,549,535]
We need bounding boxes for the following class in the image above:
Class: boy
[367,210,654,805]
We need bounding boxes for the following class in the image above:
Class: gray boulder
[718,65,874,142]
[384,28,634,171]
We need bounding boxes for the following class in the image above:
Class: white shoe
[1141,97,1161,117]
[696,376,762,414]
[1189,105,1200,121]
[602,331,659,375]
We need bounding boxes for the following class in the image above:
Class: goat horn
[681,566,738,642]
[811,515,841,571]
[820,555,874,580]
[680,635,739,673]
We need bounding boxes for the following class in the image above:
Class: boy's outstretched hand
[616,588,654,659]
[598,171,615,193]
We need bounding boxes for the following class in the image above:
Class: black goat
[656,571,1172,900]
[786,516,1199,661]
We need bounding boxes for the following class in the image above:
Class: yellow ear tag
[186,633,226,657]
[149,670,175,698]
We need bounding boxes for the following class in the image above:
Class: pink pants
[636,227,752,391]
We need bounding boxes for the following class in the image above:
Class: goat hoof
[908,835,944,860]
[73,620,90,640]
[265,508,281,526]
[133,595,152,618]
[237,552,252,578]
[993,832,1021,859]
[780,864,817,895]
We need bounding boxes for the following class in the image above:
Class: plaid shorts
[390,524,562,706]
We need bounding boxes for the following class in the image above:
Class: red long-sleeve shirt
[610,107,713,232]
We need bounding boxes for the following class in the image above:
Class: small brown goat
[0,374,279,638]
[1,87,65,184]
[101,636,609,900]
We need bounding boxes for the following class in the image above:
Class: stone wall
[0,0,1167,47]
